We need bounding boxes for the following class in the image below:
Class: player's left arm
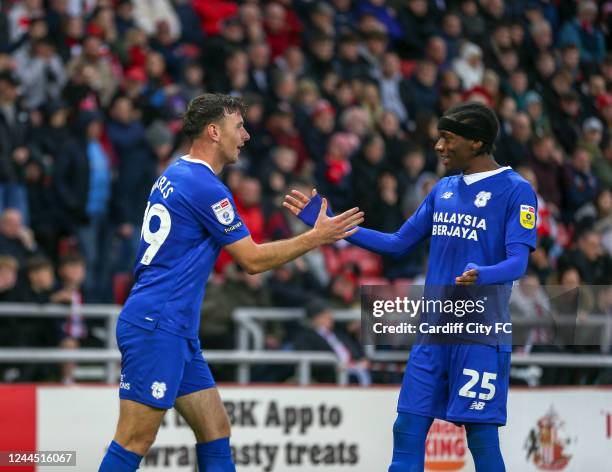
[456,182,537,286]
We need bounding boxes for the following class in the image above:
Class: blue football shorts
[398,344,510,425]
[116,318,216,409]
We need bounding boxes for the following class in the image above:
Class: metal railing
[0,349,348,385]
[0,304,348,385]
[1,304,612,386]
[232,307,612,367]
[0,303,122,381]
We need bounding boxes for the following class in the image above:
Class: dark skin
[283,128,500,286]
[434,129,500,285]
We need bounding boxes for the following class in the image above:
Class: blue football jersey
[410,168,537,349]
[120,156,250,339]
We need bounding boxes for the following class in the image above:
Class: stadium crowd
[0,0,611,384]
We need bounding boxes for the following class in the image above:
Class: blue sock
[99,440,142,472]
[196,437,235,472]
[388,412,433,472]
[466,423,506,472]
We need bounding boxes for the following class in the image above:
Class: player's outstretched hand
[312,197,363,244]
[455,268,479,286]
[283,188,316,216]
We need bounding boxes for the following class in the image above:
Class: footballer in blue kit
[285,102,537,471]
[98,94,364,472]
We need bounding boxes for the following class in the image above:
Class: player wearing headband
[284,102,537,471]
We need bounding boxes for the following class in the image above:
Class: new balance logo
[470,401,486,411]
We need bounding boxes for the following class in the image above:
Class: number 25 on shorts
[458,369,497,401]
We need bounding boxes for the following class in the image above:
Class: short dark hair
[27,255,53,273]
[182,94,246,141]
[441,102,500,155]
[58,252,85,267]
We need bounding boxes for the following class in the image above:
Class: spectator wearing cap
[559,0,605,68]
[291,299,370,385]
[578,117,605,163]
[552,90,583,154]
[524,90,551,138]
[496,112,532,168]
[0,71,32,222]
[563,146,599,223]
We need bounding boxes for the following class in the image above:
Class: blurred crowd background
[0,0,611,385]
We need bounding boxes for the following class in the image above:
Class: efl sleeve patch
[211,197,235,225]
[519,204,536,229]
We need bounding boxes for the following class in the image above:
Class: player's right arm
[283,189,434,258]
[225,198,364,274]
